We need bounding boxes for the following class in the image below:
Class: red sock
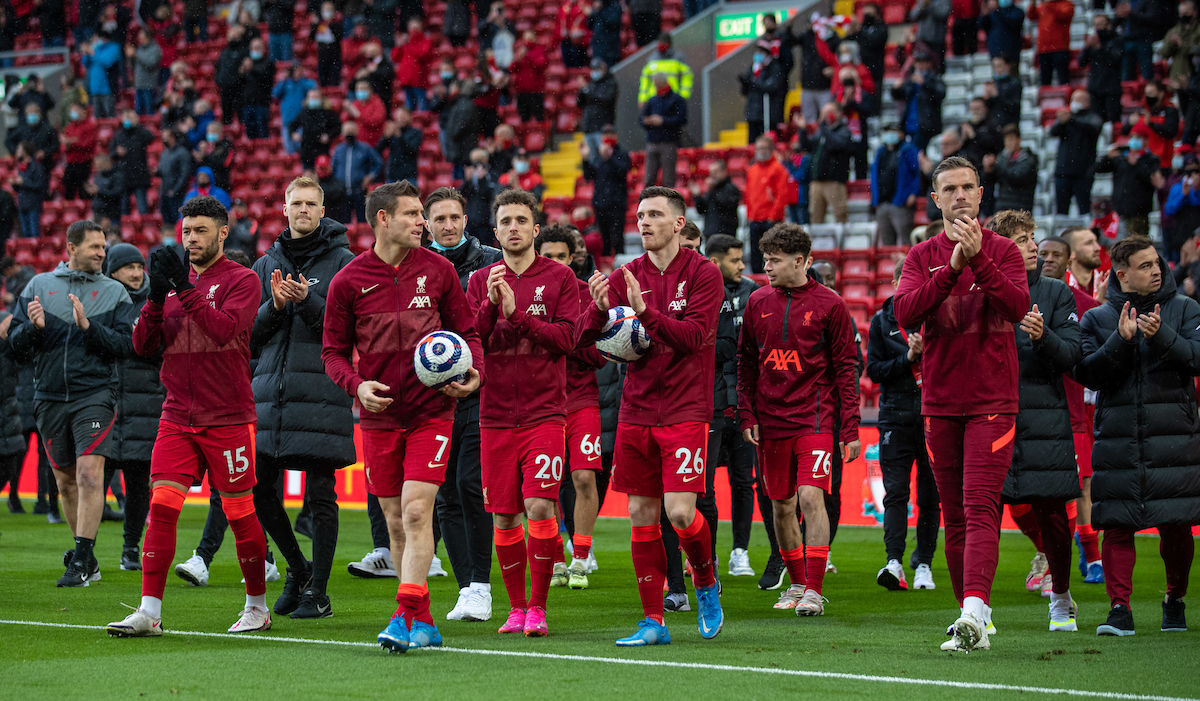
[141,485,185,600]
[494,525,528,610]
[528,518,558,609]
[631,524,667,624]
[394,582,424,622]
[780,546,805,589]
[554,532,566,565]
[573,534,593,561]
[805,545,829,594]
[1077,523,1101,563]
[222,494,267,597]
[673,511,715,589]
[1009,503,1043,552]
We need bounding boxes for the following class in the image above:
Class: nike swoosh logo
[761,313,773,318]
[47,291,57,295]
[929,266,945,273]
[701,621,712,635]
[640,290,651,295]
[889,330,901,336]
[533,554,551,560]
[587,455,599,462]
[229,473,246,482]
[682,475,700,483]
[427,462,444,469]
[503,562,520,570]
[317,604,330,613]
[987,414,998,421]
[362,284,380,294]
[539,481,557,489]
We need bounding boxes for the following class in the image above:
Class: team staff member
[9,220,134,587]
[894,156,1030,653]
[1076,237,1200,637]
[249,176,356,620]
[577,186,726,647]
[992,210,1083,632]
[323,180,484,652]
[467,190,579,637]
[867,257,939,592]
[738,224,861,616]
[108,197,268,637]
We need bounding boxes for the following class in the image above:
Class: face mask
[1070,101,1084,113]
[441,71,454,80]
[321,8,334,19]
[1183,13,1196,22]
[825,112,839,124]
[998,0,1012,7]
[753,52,767,65]
[514,160,530,174]
[838,54,852,64]
[993,72,1005,81]
[206,132,219,143]
[345,135,356,145]
[657,41,670,54]
[1128,138,1144,151]
[656,84,670,96]
[862,13,876,24]
[162,236,176,247]
[308,98,322,109]
[1174,156,1185,170]
[69,111,81,122]
[355,90,370,101]
[883,131,901,146]
[25,114,38,125]
[122,119,133,129]
[1147,95,1160,106]
[250,51,263,60]
[590,70,603,81]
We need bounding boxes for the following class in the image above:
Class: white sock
[1050,590,1072,605]
[963,596,987,621]
[247,593,267,611]
[470,582,491,593]
[140,596,162,619]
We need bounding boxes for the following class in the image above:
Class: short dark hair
[224,249,253,267]
[0,255,14,271]
[892,256,906,280]
[424,186,466,214]
[366,180,422,227]
[639,186,686,217]
[66,220,105,246]
[492,188,542,221]
[1110,236,1156,269]
[658,32,672,45]
[680,221,702,241]
[931,155,979,190]
[17,140,34,156]
[535,224,577,256]
[759,223,812,258]
[1042,235,1072,255]
[1001,123,1020,137]
[990,209,1035,239]
[705,234,743,258]
[179,196,229,230]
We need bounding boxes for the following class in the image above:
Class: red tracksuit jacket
[566,276,605,413]
[893,228,1030,416]
[576,247,724,426]
[736,280,861,443]
[133,255,259,427]
[466,254,579,428]
[1065,282,1099,433]
[322,247,485,430]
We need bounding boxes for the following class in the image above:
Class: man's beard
[191,240,221,267]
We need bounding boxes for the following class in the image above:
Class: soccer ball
[414,330,473,389]
[595,306,651,364]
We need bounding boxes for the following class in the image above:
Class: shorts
[361,419,454,498]
[151,420,258,493]
[35,390,116,469]
[481,422,566,514]
[758,434,835,500]
[1074,431,1093,480]
[612,421,710,498]
[566,406,603,472]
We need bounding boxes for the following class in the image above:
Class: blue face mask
[1128,138,1144,151]
[25,113,38,125]
[441,71,454,80]
[993,72,1005,81]
[162,236,176,247]
[355,89,370,101]
[1173,156,1185,170]
[514,160,530,174]
[753,52,767,65]
[998,0,1012,7]
[122,119,133,129]
[308,98,322,109]
[590,70,603,81]
[883,131,901,146]
[250,50,263,60]
[69,111,82,122]
[206,132,219,143]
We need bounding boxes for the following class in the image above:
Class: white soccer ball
[595,305,652,364]
[414,330,473,389]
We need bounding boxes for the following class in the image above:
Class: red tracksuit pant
[1103,525,1194,608]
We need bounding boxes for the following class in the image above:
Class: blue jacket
[82,40,121,96]
[273,77,317,133]
[871,143,921,207]
[980,6,1025,61]
[184,166,233,208]
[331,140,384,193]
[639,90,687,144]
[785,155,811,209]
[1165,180,1200,217]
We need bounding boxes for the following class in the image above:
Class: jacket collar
[52,261,103,283]
[1107,256,1178,309]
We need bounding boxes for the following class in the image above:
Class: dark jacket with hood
[0,311,25,456]
[1076,258,1200,529]
[578,73,618,133]
[867,296,922,426]
[695,177,741,237]
[722,276,757,409]
[107,275,165,463]
[428,234,502,412]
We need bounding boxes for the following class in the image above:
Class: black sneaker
[294,512,314,539]
[1162,597,1187,632]
[63,548,75,568]
[9,498,25,514]
[121,547,142,571]
[273,561,313,615]
[1097,604,1136,636]
[291,588,333,619]
[758,553,786,591]
[47,509,64,524]
[33,499,50,515]
[101,504,124,522]
[57,561,90,587]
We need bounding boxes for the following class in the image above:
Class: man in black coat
[993,211,1084,629]
[5,103,60,174]
[215,24,251,126]
[800,101,854,224]
[739,48,787,143]
[249,176,357,618]
[580,127,630,256]
[1079,14,1125,123]
[1095,130,1165,239]
[290,90,342,170]
[1050,90,1104,216]
[377,106,422,185]
[461,151,497,246]
[240,37,274,139]
[0,310,27,514]
[577,58,618,154]
[984,55,1023,131]
[1077,236,1200,636]
[692,160,741,238]
[110,109,154,216]
[892,52,945,151]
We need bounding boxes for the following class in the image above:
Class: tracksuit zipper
[63,277,72,402]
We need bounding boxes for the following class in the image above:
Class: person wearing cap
[890,51,944,150]
[984,124,1038,214]
[1164,157,1200,261]
[872,123,921,246]
[1050,90,1104,216]
[1096,123,1165,240]
[578,59,619,159]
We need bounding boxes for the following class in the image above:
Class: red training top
[566,276,605,413]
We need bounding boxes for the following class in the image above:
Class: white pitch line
[0,619,1192,701]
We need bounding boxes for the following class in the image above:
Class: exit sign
[714,7,797,58]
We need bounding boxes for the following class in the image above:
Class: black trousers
[595,203,625,256]
[748,221,776,274]
[434,402,493,587]
[632,12,661,46]
[1055,174,1094,216]
[2,451,23,505]
[63,161,92,201]
[717,417,756,551]
[516,92,544,122]
[952,18,978,56]
[663,414,723,594]
[107,460,150,550]
[26,430,56,504]
[253,457,340,592]
[878,422,940,565]
[197,472,280,567]
[1091,90,1123,124]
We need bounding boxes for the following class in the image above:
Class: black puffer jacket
[0,312,26,457]
[867,296,922,426]
[429,234,502,411]
[1076,259,1200,529]
[1003,266,1083,503]
[250,219,357,468]
[596,362,623,454]
[108,279,165,463]
[722,277,757,408]
[15,362,35,433]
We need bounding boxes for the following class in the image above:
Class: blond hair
[286,176,325,205]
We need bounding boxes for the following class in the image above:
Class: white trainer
[876,559,908,590]
[1040,573,1054,598]
[773,585,805,610]
[551,561,569,587]
[1049,596,1078,632]
[1026,552,1048,592]
[913,564,936,590]
[585,550,598,573]
[447,587,470,621]
[245,558,281,584]
[348,547,395,578]
[728,548,755,576]
[174,551,209,587]
[951,611,990,652]
[106,608,163,637]
[825,556,837,574]
[228,606,272,633]
[428,554,448,578]
[460,585,493,622]
[795,589,827,617]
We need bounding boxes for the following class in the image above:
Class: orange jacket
[745,158,789,222]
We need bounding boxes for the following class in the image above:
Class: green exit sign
[714,8,796,58]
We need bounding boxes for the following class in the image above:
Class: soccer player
[894,156,1030,652]
[1076,237,1199,637]
[992,210,1083,632]
[466,190,579,636]
[323,180,484,652]
[249,176,357,619]
[737,224,861,616]
[8,220,134,587]
[577,186,725,647]
[536,224,606,590]
[107,197,268,637]
[1062,226,1107,301]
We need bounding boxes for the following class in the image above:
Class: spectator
[443,80,481,180]
[343,79,387,148]
[272,64,317,157]
[630,0,662,47]
[9,75,54,118]
[111,109,154,215]
[478,1,516,61]
[498,149,546,201]
[590,0,624,70]
[393,18,433,112]
[341,20,373,78]
[555,0,591,68]
[640,73,687,187]
[802,101,853,224]
[831,55,876,181]
[62,105,98,201]
[148,4,182,63]
[311,1,343,87]
[691,159,741,238]
[81,32,121,118]
[0,6,16,62]
[361,41,398,109]
[1117,0,1174,80]
[290,89,342,170]
[784,140,812,225]
[1184,45,1200,142]
[462,148,498,245]
[891,51,944,150]
[5,103,59,174]
[157,129,193,226]
[1122,80,1181,169]
[1080,14,1125,124]
[377,106,422,184]
[11,143,46,238]
[1051,90,1104,215]
[740,44,787,143]
[1163,0,1200,104]
[1,256,32,303]
[240,37,273,139]
[848,5,888,98]
[1029,0,1075,86]
[471,50,506,138]
[215,25,250,126]
[579,127,630,256]
[960,97,1004,161]
[183,165,232,209]
[181,0,207,41]
[910,0,952,67]
[1165,161,1200,261]
[128,29,162,117]
[871,123,921,246]
[443,0,470,47]
[263,0,294,61]
[39,0,66,47]
[578,58,618,157]
[330,121,383,223]
[225,199,258,259]
[488,124,518,180]
[87,153,123,223]
[637,33,694,106]
[951,0,980,55]
[362,0,400,53]
[985,124,1039,213]
[984,55,1023,131]
[980,0,1026,62]
[314,155,349,223]
[744,137,789,273]
[195,121,234,191]
[1096,124,1165,238]
[510,30,549,122]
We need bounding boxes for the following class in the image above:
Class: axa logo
[416,275,427,293]
[668,299,688,311]
[533,285,545,302]
[720,300,733,313]
[526,303,547,315]
[408,296,431,308]
[675,281,687,298]
[763,349,802,371]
